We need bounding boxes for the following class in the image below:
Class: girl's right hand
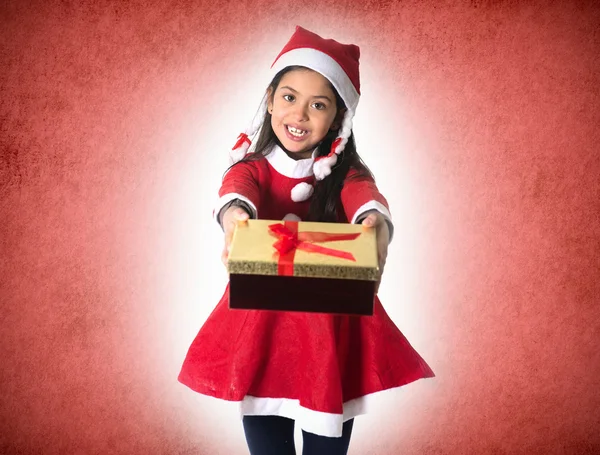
[221,206,250,267]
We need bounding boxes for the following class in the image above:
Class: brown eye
[283,94,295,102]
[312,102,326,110]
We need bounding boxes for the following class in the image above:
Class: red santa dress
[178,145,435,437]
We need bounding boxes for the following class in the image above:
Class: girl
[179,26,435,455]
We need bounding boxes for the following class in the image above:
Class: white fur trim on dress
[239,394,374,437]
[265,145,316,178]
[351,200,392,224]
[290,182,314,202]
[352,200,394,242]
[213,193,258,227]
[271,48,359,111]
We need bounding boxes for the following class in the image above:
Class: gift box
[227,219,379,315]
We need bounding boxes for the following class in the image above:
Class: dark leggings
[243,415,354,455]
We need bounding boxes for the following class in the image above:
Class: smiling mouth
[286,125,308,137]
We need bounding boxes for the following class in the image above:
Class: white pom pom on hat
[229,26,361,199]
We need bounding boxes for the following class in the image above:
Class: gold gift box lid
[227,219,379,281]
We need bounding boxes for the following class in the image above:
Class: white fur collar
[265,145,317,179]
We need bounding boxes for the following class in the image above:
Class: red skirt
[178,284,435,437]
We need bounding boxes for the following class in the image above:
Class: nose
[291,103,309,121]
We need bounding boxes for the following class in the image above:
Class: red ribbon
[232,133,251,150]
[268,221,361,276]
[314,137,342,162]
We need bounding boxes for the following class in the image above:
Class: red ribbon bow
[314,137,342,162]
[268,221,361,276]
[232,133,251,150]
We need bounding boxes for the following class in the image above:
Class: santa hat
[230,26,361,202]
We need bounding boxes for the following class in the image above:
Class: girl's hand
[361,211,389,294]
[221,206,250,268]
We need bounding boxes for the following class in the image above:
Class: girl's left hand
[361,211,389,294]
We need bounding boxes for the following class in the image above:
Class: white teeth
[287,126,307,137]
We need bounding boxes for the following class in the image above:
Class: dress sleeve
[213,161,261,227]
[216,199,254,228]
[340,168,395,241]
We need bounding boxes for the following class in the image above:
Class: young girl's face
[267,68,341,160]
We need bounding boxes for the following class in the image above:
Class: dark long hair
[228,66,374,222]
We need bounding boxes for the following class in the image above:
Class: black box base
[229,274,375,316]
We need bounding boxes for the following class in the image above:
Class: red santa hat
[230,26,361,200]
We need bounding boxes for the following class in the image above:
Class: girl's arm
[214,161,261,267]
[360,210,389,294]
[340,169,394,241]
[213,161,261,227]
[217,199,253,228]
[220,205,250,267]
[340,169,393,293]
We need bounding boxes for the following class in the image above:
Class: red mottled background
[1,0,599,454]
